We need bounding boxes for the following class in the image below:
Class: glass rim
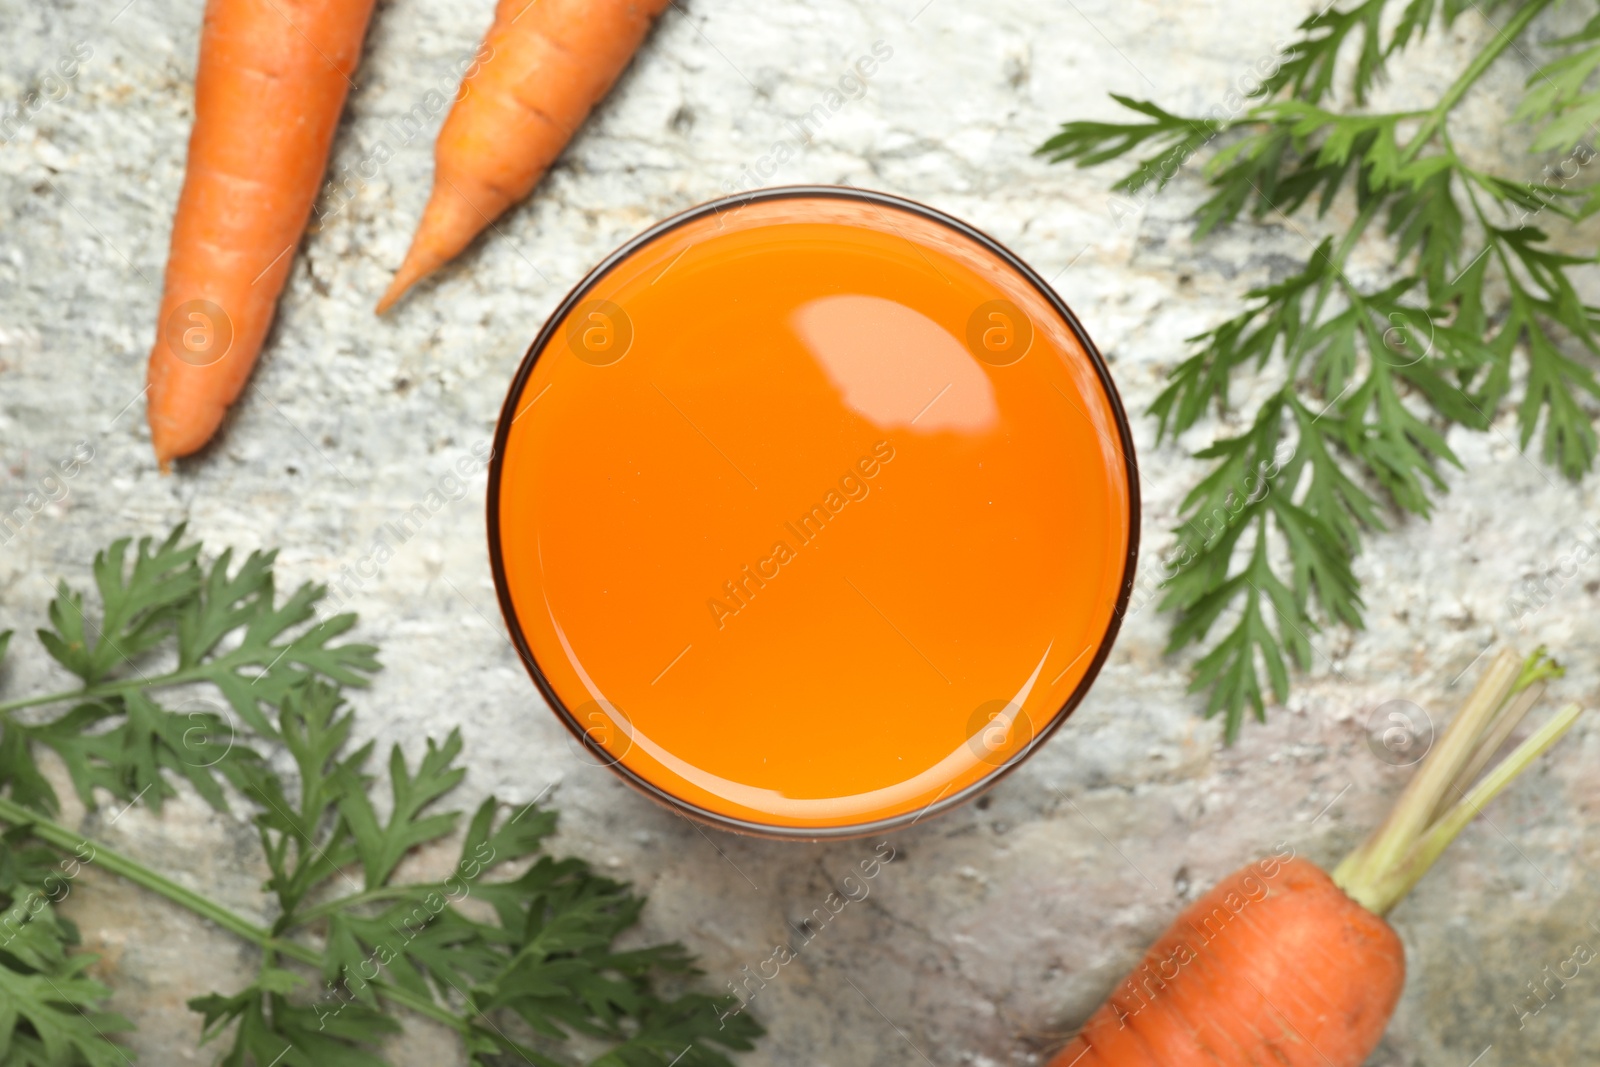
[485,184,1143,841]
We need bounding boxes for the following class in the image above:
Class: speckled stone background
[3,0,1600,1064]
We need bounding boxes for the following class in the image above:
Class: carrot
[375,0,671,313]
[1054,857,1403,1066]
[146,0,377,469]
[1050,648,1582,1067]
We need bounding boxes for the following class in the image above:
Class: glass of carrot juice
[488,187,1138,839]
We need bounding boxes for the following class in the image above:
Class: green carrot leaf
[337,732,465,891]
[239,680,368,920]
[1034,94,1219,191]
[1260,0,1390,106]
[37,527,200,685]
[1517,13,1600,150]
[27,693,263,815]
[0,833,131,1067]
[189,968,400,1067]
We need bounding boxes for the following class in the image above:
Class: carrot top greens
[1040,0,1600,738]
[0,528,759,1066]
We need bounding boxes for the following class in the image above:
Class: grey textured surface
[3,0,1600,1064]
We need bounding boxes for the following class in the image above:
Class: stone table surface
[3,0,1600,1064]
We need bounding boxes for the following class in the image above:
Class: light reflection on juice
[492,191,1136,835]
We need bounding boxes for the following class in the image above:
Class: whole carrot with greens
[1051,648,1581,1066]
[376,0,671,313]
[146,0,376,469]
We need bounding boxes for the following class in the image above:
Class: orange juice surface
[493,192,1136,834]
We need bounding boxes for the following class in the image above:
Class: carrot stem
[1356,702,1583,915]
[1333,647,1584,916]
[1435,649,1563,825]
[1334,649,1520,891]
[1432,680,1544,824]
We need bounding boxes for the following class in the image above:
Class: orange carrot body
[147,0,375,467]
[1051,857,1403,1067]
[376,0,671,312]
